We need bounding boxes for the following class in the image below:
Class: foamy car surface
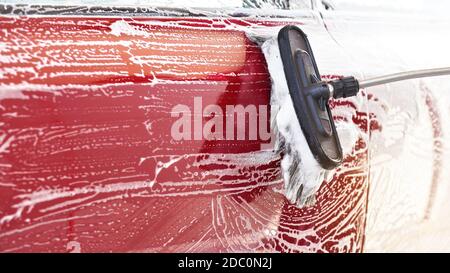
[0,1,449,252]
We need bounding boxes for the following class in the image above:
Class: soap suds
[110,20,151,37]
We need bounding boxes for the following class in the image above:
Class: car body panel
[8,2,439,252]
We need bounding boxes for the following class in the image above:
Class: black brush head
[278,25,343,169]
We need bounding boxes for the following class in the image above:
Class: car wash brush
[247,25,450,208]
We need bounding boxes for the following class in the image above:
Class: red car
[1,1,448,252]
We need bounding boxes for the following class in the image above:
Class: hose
[358,67,450,88]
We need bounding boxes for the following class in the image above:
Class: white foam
[110,20,150,37]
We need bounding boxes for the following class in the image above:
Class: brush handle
[359,67,450,88]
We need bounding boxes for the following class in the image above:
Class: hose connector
[330,76,360,99]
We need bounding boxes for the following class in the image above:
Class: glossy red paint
[0,16,373,252]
